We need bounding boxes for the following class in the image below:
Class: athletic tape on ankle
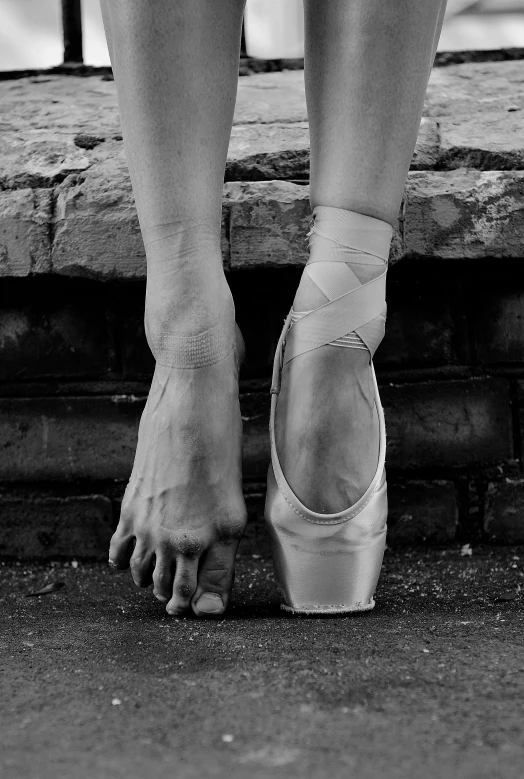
[284,207,393,364]
[146,320,235,369]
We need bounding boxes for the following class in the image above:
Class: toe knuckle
[202,566,231,589]
[175,582,193,599]
[153,568,172,587]
[171,534,203,559]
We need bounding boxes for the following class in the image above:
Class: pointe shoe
[264,314,387,615]
[264,207,392,615]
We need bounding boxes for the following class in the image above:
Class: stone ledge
[0,60,523,279]
[2,171,523,279]
[1,62,522,190]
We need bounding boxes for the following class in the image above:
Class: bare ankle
[143,219,233,335]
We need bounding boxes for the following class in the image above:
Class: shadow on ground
[1,546,524,779]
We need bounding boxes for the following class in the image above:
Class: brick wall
[1,58,524,558]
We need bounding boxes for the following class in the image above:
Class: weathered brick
[226,180,403,269]
[376,261,470,368]
[0,279,110,381]
[381,378,513,470]
[52,157,146,279]
[484,480,524,544]
[4,170,523,283]
[225,117,438,182]
[404,170,524,260]
[410,118,440,170]
[0,75,121,138]
[52,158,230,279]
[234,70,308,124]
[0,189,52,277]
[227,123,311,182]
[469,266,524,364]
[0,133,90,190]
[226,180,311,269]
[387,480,458,546]
[0,495,113,559]
[0,397,144,481]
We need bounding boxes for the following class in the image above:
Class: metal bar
[61,0,83,64]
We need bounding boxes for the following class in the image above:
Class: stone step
[0,60,523,280]
[1,62,522,190]
[2,170,524,279]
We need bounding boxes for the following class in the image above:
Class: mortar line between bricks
[5,370,524,399]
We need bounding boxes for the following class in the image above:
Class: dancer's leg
[100,0,247,616]
[276,0,447,512]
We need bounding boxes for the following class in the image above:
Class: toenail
[108,559,118,569]
[195,592,224,614]
[155,593,168,603]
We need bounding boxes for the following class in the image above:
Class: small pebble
[112,698,122,706]
[222,734,234,743]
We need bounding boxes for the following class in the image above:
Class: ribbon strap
[283,207,393,365]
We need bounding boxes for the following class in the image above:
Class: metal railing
[62,0,83,64]
[59,0,247,66]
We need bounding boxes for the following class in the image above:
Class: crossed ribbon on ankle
[283,208,393,365]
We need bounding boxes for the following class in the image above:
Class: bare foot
[109,317,247,618]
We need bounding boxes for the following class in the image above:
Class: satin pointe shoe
[264,207,392,615]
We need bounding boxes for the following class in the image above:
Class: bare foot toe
[129,539,154,588]
[108,526,134,570]
[166,552,199,615]
[191,539,239,617]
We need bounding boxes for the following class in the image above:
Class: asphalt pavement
[1,546,524,779]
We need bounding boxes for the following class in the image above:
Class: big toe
[192,541,237,618]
